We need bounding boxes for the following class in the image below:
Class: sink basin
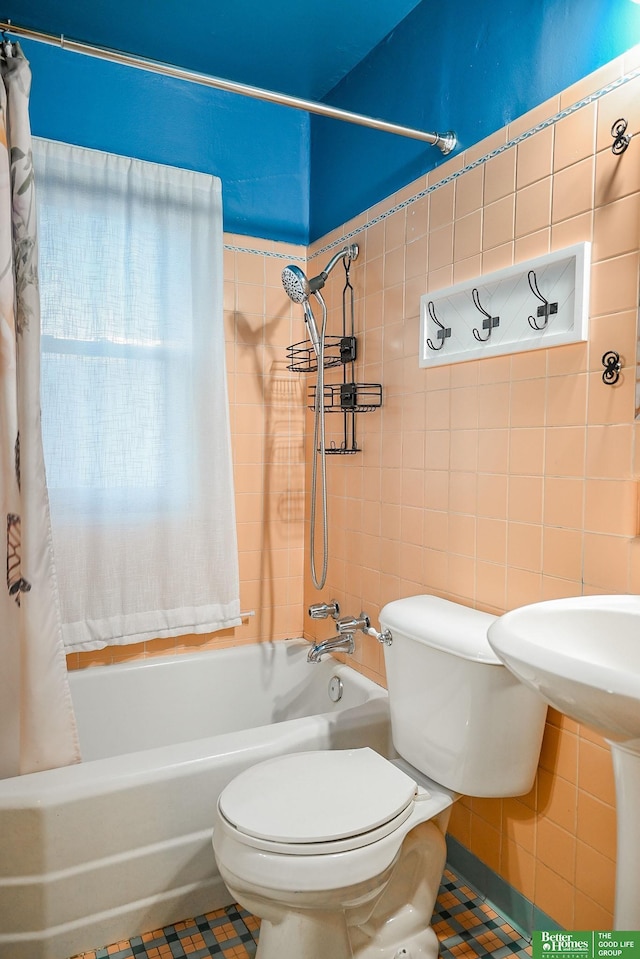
[487,594,640,929]
[487,594,640,743]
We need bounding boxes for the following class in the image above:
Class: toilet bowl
[213,748,453,959]
[212,596,548,959]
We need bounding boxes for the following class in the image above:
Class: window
[34,139,240,651]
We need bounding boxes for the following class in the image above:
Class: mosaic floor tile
[70,868,532,959]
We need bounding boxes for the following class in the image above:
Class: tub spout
[307,632,355,663]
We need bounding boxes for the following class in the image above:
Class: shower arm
[0,20,457,154]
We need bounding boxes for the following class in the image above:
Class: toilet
[212,595,548,959]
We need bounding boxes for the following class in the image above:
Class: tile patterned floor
[71,868,532,959]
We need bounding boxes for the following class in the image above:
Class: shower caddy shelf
[286,335,346,373]
[308,381,383,413]
[286,260,382,454]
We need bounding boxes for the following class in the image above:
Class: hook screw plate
[611,118,631,155]
[602,351,622,385]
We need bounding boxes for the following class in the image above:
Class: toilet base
[256,908,353,959]
[255,911,440,959]
[221,820,447,959]
[349,821,446,959]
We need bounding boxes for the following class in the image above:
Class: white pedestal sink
[487,595,640,930]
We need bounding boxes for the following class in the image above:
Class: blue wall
[17,0,640,245]
[310,0,640,240]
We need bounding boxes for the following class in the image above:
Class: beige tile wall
[304,48,640,928]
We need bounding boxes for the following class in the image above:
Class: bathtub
[0,639,390,959]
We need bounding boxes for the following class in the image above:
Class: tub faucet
[307,631,355,663]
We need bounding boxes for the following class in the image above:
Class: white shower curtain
[0,43,80,777]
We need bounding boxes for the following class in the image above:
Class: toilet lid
[219,747,418,844]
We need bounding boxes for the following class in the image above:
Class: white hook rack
[419,243,590,368]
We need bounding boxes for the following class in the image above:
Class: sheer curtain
[0,46,80,776]
[33,139,240,652]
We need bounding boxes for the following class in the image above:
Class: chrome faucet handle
[336,612,370,634]
[308,600,340,620]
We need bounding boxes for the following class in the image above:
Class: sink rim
[487,594,640,701]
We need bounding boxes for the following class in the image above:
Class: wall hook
[611,118,631,156]
[471,288,500,342]
[426,300,451,351]
[602,350,622,385]
[527,270,558,331]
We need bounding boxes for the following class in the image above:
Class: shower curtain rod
[0,19,457,153]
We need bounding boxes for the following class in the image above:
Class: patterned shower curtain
[0,42,80,776]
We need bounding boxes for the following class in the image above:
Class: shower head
[281,264,310,304]
[281,243,359,305]
[282,264,321,353]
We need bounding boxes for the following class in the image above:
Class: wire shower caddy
[287,256,382,453]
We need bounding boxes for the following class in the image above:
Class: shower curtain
[0,42,80,777]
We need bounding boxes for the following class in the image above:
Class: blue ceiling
[6,1,640,245]
[3,0,425,101]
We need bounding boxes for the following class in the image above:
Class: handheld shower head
[282,264,322,354]
[281,264,310,304]
[282,243,358,304]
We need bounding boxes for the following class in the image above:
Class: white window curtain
[33,139,240,652]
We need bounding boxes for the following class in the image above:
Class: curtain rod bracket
[434,131,457,155]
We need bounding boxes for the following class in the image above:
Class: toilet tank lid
[380,595,500,664]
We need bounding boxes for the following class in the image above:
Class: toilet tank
[379,595,547,797]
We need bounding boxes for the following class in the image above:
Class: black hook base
[611,118,631,156]
[602,351,622,385]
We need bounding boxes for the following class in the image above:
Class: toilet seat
[214,748,455,895]
[218,748,419,854]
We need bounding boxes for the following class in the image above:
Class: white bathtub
[0,640,390,959]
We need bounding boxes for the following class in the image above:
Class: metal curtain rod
[0,19,457,153]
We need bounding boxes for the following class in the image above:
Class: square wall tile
[517,126,554,189]
[483,194,515,251]
[456,163,485,218]
[551,157,595,224]
[430,180,456,229]
[428,223,454,271]
[595,143,640,207]
[593,191,640,262]
[454,210,483,262]
[554,102,597,172]
[485,148,516,205]
[544,477,584,530]
[515,177,552,238]
[589,252,640,318]
[542,526,582,580]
